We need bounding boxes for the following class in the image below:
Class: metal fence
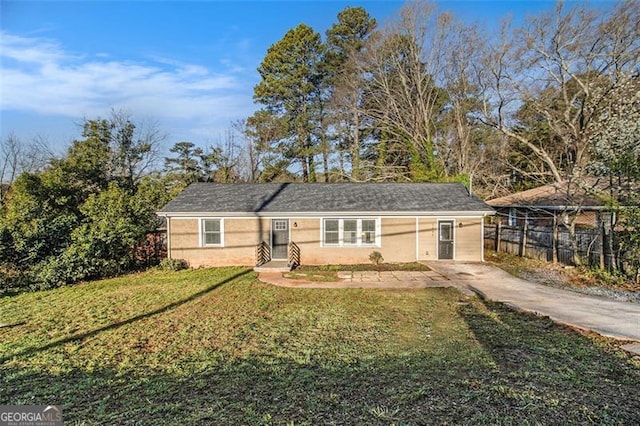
[484,223,615,269]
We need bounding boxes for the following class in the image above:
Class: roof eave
[157,210,495,218]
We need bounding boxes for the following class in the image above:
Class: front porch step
[254,261,293,273]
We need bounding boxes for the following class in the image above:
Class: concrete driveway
[424,261,640,343]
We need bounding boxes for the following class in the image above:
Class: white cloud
[0,31,257,139]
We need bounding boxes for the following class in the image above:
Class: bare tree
[232,120,262,183]
[106,109,166,189]
[359,2,451,181]
[477,0,640,186]
[1,133,53,204]
[438,20,494,179]
[476,0,639,265]
[207,130,243,183]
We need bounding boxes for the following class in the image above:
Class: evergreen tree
[254,24,324,182]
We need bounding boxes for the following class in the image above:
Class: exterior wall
[168,215,486,267]
[417,218,438,261]
[453,218,484,261]
[416,217,483,262]
[292,218,416,265]
[169,217,269,267]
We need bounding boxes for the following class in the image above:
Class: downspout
[163,214,172,260]
[415,217,419,261]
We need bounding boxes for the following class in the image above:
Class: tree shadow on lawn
[458,298,640,423]
[2,300,640,425]
[0,269,252,365]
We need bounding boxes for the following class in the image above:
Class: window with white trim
[274,220,288,231]
[323,218,379,247]
[201,219,223,246]
[362,219,376,244]
[324,219,339,245]
[343,219,357,245]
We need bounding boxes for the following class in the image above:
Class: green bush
[369,251,384,265]
[159,258,189,271]
[0,269,35,295]
[33,249,92,290]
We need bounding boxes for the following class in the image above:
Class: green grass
[1,267,639,424]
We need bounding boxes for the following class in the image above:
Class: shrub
[0,269,34,295]
[369,251,384,265]
[159,258,189,271]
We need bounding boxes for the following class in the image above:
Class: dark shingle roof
[159,183,493,215]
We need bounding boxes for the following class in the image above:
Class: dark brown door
[438,220,454,259]
[271,219,289,260]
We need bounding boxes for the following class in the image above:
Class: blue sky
[0,0,609,153]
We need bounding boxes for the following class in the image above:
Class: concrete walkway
[258,269,468,291]
[258,263,640,345]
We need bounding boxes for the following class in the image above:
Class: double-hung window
[323,218,379,247]
[361,219,376,244]
[201,219,223,246]
[343,219,358,245]
[324,219,340,245]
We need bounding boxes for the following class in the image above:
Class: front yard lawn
[1,267,638,424]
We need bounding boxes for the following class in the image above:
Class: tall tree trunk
[351,91,361,181]
[322,144,329,182]
[300,157,309,182]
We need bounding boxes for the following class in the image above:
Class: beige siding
[418,218,438,261]
[292,218,416,265]
[169,217,269,267]
[379,218,416,263]
[168,215,485,267]
[292,218,382,265]
[454,218,484,261]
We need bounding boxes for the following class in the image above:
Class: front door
[271,219,289,260]
[438,220,454,260]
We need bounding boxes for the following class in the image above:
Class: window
[324,219,339,245]
[439,222,452,241]
[362,219,376,244]
[323,218,379,247]
[274,220,288,231]
[343,219,357,245]
[201,219,223,246]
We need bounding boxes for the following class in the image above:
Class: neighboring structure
[487,180,615,229]
[157,183,494,267]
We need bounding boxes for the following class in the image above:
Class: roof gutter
[156,210,496,218]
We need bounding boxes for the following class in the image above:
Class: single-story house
[157,183,495,267]
[486,179,617,229]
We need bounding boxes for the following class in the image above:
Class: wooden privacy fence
[484,223,616,269]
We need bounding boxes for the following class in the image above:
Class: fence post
[552,213,559,263]
[599,218,606,269]
[495,222,502,252]
[520,213,528,257]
